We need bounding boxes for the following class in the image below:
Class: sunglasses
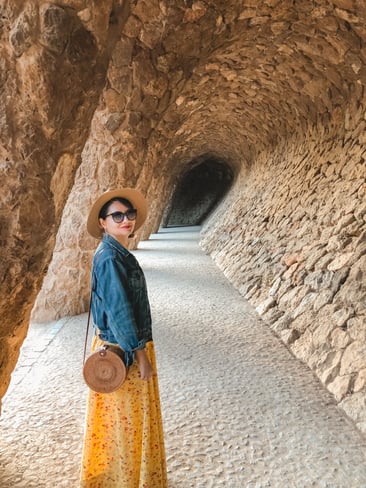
[105,209,137,223]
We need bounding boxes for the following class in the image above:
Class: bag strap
[83,292,93,365]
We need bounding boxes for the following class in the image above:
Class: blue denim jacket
[90,233,152,366]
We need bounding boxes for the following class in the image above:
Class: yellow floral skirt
[80,339,167,488]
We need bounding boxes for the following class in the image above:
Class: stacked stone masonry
[200,133,366,434]
[1,0,366,432]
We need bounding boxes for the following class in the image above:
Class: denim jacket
[90,233,152,366]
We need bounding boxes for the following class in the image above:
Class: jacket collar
[102,233,131,257]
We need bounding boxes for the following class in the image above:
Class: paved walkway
[1,227,366,488]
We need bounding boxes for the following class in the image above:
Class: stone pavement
[1,227,366,488]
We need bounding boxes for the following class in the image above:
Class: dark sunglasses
[105,209,137,223]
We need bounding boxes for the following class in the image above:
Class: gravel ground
[1,226,366,488]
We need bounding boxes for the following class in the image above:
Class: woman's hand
[135,349,154,381]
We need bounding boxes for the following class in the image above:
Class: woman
[80,188,167,488]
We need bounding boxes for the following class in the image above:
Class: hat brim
[87,188,148,239]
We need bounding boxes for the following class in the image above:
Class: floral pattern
[80,339,167,487]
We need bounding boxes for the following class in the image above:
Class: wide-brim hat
[87,188,148,238]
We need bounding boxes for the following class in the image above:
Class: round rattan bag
[83,345,127,393]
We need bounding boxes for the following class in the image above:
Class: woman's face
[99,200,136,241]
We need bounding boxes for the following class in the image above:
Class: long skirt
[80,339,167,488]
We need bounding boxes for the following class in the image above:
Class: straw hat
[87,188,148,238]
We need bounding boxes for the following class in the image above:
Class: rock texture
[1,1,366,430]
[200,131,366,433]
[0,0,127,409]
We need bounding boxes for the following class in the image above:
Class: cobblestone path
[1,227,366,487]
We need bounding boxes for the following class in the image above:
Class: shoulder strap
[83,292,93,365]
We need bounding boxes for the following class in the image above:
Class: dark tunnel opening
[163,157,234,227]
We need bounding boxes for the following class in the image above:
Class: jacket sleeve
[95,256,146,355]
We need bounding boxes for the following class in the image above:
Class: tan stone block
[312,321,337,348]
[348,316,366,342]
[313,289,334,312]
[316,254,334,270]
[324,236,342,253]
[332,307,354,328]
[354,369,366,393]
[277,285,308,311]
[140,22,165,49]
[340,341,366,375]
[327,252,353,271]
[331,328,351,349]
[281,253,302,267]
[304,248,327,271]
[334,7,359,23]
[103,90,126,112]
[256,297,276,315]
[270,21,289,36]
[111,38,134,68]
[280,328,300,345]
[328,375,352,401]
[183,2,207,23]
[290,309,315,334]
[291,329,314,362]
[282,263,299,280]
[133,0,161,23]
[332,0,355,9]
[268,277,281,297]
[340,391,366,423]
[318,350,343,385]
[238,8,257,20]
[271,312,293,334]
[124,15,142,38]
[292,292,318,319]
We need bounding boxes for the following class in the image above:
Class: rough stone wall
[0,0,128,408]
[32,0,243,321]
[201,122,366,433]
[3,0,366,431]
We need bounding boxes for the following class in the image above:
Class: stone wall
[200,122,366,433]
[2,0,366,432]
[32,0,242,321]
[0,0,127,409]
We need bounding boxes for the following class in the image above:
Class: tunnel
[163,157,234,227]
[1,1,366,438]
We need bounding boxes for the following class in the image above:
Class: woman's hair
[98,197,133,220]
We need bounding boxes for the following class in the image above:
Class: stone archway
[2,0,366,434]
[163,157,234,227]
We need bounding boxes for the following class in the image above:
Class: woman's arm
[95,257,144,357]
